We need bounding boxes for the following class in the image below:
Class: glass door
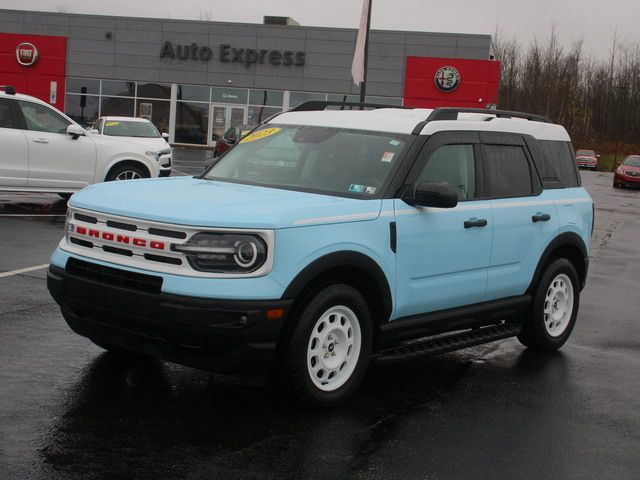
[208,104,247,146]
[210,105,227,146]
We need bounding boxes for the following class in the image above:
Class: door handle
[464,218,488,229]
[33,139,49,144]
[532,213,551,223]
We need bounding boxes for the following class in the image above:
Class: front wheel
[106,163,148,182]
[518,258,580,351]
[276,284,372,408]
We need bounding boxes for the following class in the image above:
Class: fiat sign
[16,43,39,67]
[434,66,461,93]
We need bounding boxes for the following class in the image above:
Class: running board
[373,323,521,365]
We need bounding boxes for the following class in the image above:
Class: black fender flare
[281,251,393,323]
[527,232,589,293]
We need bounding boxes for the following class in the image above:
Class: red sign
[16,42,39,67]
[0,33,67,107]
[404,57,501,109]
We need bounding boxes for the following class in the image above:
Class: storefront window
[65,94,99,127]
[177,85,210,102]
[327,94,361,103]
[101,96,135,117]
[175,102,208,145]
[248,106,281,126]
[135,99,170,134]
[289,91,326,109]
[136,82,171,99]
[211,87,248,104]
[365,96,403,106]
[249,89,284,107]
[101,80,135,97]
[66,78,100,95]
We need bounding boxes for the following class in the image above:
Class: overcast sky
[4,0,640,60]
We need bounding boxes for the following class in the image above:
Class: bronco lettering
[74,226,165,250]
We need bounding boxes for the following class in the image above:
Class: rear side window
[0,98,18,129]
[483,144,534,198]
[537,140,579,188]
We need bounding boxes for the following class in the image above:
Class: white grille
[62,206,274,278]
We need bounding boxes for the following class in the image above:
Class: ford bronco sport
[48,103,593,407]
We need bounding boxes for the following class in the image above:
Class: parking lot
[1,160,639,479]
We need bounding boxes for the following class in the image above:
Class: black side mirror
[404,181,458,208]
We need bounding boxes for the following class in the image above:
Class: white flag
[351,0,371,86]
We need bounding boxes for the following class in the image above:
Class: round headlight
[234,241,258,268]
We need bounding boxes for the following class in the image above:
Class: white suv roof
[275,107,570,142]
[98,116,154,123]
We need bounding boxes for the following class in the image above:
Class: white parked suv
[88,116,172,173]
[0,87,171,197]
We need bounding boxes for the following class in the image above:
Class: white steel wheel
[543,273,574,337]
[306,305,362,392]
[115,170,143,181]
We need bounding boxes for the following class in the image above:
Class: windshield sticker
[389,140,401,146]
[240,127,281,144]
[365,186,377,195]
[105,121,119,127]
[381,152,395,163]
[348,184,365,193]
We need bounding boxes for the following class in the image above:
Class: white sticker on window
[381,152,395,163]
[389,140,401,146]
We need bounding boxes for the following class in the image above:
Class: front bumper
[47,261,292,375]
[614,173,640,188]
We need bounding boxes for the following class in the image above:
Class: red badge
[16,43,39,67]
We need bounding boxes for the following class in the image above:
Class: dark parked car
[613,155,640,188]
[575,149,598,169]
[214,125,254,157]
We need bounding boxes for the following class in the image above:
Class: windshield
[623,156,640,167]
[103,120,160,138]
[576,150,595,157]
[203,124,411,198]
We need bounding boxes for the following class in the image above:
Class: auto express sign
[16,42,39,67]
[160,41,306,67]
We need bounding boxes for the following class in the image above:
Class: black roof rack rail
[0,85,16,95]
[290,100,407,112]
[410,107,553,135]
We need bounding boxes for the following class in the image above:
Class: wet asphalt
[1,155,639,479]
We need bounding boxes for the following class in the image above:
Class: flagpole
[359,0,372,105]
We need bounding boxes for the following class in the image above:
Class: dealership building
[0,9,500,146]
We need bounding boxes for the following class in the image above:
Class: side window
[415,144,476,200]
[538,140,579,188]
[93,119,103,133]
[483,144,533,198]
[0,98,17,129]
[17,100,70,134]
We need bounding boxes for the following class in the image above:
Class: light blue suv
[48,104,593,407]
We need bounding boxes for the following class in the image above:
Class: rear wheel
[518,258,579,350]
[276,284,372,408]
[106,163,148,182]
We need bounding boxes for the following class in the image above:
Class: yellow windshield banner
[105,122,119,127]
[240,127,281,143]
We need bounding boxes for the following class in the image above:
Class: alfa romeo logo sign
[434,66,461,93]
[16,43,39,67]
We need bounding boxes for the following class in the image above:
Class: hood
[95,135,168,152]
[88,132,150,153]
[69,176,383,229]
[621,164,640,173]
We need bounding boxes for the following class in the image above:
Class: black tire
[613,182,619,189]
[275,284,372,408]
[518,258,580,351]
[106,163,149,182]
